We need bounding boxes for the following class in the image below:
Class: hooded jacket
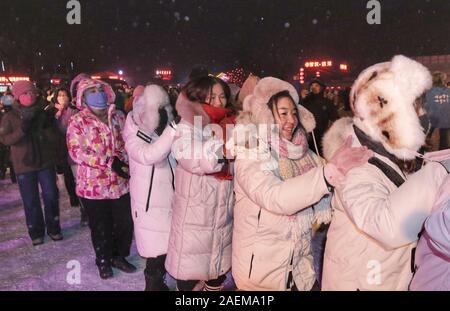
[231,77,332,291]
[321,55,448,290]
[409,174,450,291]
[123,85,177,258]
[66,79,129,200]
[164,95,234,281]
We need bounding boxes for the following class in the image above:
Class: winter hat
[238,75,260,107]
[75,79,116,110]
[132,84,173,134]
[239,77,316,133]
[12,81,37,100]
[350,55,432,160]
[70,73,91,98]
[133,85,145,98]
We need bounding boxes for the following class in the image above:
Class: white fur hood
[236,77,316,132]
[348,55,432,160]
[131,84,173,135]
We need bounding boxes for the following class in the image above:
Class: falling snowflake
[312,18,318,25]
[174,12,180,21]
[284,22,290,28]
[184,16,190,22]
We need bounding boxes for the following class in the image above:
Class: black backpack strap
[368,157,406,188]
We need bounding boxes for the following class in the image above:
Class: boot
[98,264,114,280]
[111,257,137,273]
[32,237,44,246]
[145,272,169,291]
[96,259,114,279]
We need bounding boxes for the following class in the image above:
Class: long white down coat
[123,85,177,258]
[164,99,234,281]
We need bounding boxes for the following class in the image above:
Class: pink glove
[324,136,373,187]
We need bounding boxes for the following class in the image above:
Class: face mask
[1,95,14,107]
[85,91,108,109]
[19,94,36,107]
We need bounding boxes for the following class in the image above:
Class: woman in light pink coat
[123,85,178,291]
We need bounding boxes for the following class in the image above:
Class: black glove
[112,156,130,179]
[155,108,168,136]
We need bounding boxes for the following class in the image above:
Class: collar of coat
[353,125,399,165]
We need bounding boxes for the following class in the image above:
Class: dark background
[0,0,449,83]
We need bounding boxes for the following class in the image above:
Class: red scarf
[201,104,236,181]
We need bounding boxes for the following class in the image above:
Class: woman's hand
[324,136,373,187]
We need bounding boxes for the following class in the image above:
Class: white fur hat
[350,55,432,160]
[132,84,173,134]
[239,77,316,132]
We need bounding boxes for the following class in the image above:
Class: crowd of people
[1,55,450,291]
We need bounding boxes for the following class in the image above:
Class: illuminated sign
[340,64,348,71]
[155,69,173,81]
[304,60,333,68]
[0,76,30,84]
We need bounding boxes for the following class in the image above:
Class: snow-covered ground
[0,174,235,291]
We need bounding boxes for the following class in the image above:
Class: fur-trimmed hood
[70,73,91,98]
[131,84,173,135]
[175,93,210,127]
[75,79,116,110]
[322,117,355,161]
[236,77,316,132]
[348,55,432,160]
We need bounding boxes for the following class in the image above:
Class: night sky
[0,0,449,84]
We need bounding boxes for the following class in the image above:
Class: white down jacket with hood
[123,85,177,258]
[321,55,449,291]
[231,77,333,291]
[164,94,234,281]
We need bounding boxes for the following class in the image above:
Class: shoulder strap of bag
[368,157,406,188]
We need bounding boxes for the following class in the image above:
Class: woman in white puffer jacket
[231,77,372,291]
[165,76,235,291]
[123,85,178,291]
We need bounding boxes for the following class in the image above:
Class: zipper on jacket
[248,254,255,279]
[145,165,156,212]
[168,156,175,191]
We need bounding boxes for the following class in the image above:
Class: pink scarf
[269,130,317,179]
